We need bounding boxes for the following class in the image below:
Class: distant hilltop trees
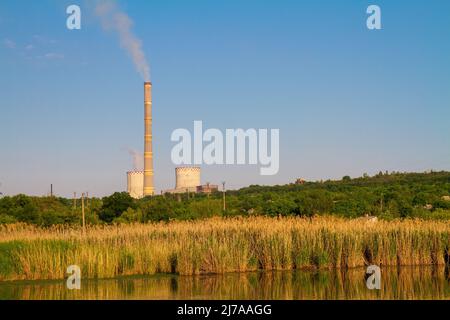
[1,171,450,226]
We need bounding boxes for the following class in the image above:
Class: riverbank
[0,217,449,281]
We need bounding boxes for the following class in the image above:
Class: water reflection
[0,266,448,300]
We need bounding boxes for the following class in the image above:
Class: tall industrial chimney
[143,82,155,196]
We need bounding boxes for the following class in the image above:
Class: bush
[113,208,144,224]
[99,192,135,223]
[0,195,40,224]
[141,197,178,222]
[0,214,17,224]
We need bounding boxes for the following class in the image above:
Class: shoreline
[0,264,448,284]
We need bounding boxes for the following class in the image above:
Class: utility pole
[50,184,53,197]
[81,193,86,235]
[222,181,226,212]
[380,193,384,213]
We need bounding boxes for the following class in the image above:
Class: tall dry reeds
[0,217,449,281]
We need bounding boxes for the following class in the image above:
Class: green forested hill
[1,171,450,225]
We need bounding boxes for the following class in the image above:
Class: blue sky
[1,0,449,197]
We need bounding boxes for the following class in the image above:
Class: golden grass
[0,216,449,281]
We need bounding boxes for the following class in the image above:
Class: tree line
[1,171,450,226]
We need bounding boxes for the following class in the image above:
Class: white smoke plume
[95,0,150,81]
[124,147,144,171]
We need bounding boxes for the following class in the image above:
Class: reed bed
[0,217,449,281]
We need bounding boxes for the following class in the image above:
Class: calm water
[0,267,449,300]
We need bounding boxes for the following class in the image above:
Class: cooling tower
[175,167,201,190]
[127,171,144,199]
[143,82,155,196]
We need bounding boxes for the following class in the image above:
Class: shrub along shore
[0,216,449,281]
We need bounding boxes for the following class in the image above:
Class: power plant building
[143,82,155,196]
[126,83,217,198]
[196,183,219,194]
[164,166,201,194]
[176,166,201,191]
[127,171,144,199]
[126,82,154,199]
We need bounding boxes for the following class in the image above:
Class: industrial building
[196,183,219,194]
[126,83,218,199]
[164,167,202,195]
[143,82,155,196]
[127,171,144,199]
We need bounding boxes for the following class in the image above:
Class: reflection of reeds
[0,217,449,281]
[0,267,448,300]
